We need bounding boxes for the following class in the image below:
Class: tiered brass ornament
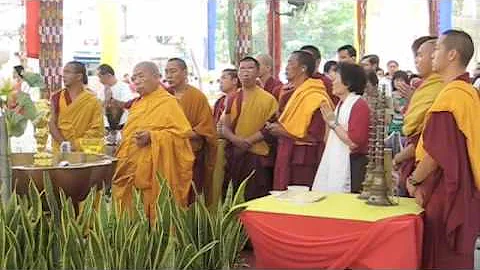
[358,83,379,199]
[32,99,53,166]
[365,85,397,206]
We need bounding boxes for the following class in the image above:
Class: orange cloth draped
[416,80,480,189]
[278,78,333,138]
[53,89,104,152]
[229,86,278,156]
[176,86,217,198]
[113,87,194,224]
[402,73,443,136]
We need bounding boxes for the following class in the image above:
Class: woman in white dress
[312,62,370,193]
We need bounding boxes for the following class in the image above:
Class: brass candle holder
[365,85,397,206]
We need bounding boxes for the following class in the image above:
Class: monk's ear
[447,49,457,63]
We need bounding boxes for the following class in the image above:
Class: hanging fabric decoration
[234,0,253,66]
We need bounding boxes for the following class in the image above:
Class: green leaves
[0,173,249,270]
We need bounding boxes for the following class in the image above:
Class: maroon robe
[213,95,227,124]
[418,112,480,269]
[273,89,326,190]
[312,72,339,106]
[398,134,421,197]
[223,91,276,201]
[263,76,283,100]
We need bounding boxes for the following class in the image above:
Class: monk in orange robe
[113,62,194,224]
[49,61,104,153]
[392,36,443,196]
[268,51,333,190]
[223,57,278,200]
[165,58,217,203]
[408,30,480,269]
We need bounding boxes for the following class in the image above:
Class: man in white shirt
[97,64,137,144]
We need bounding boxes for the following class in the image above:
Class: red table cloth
[241,211,423,269]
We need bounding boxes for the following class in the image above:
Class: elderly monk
[165,58,217,202]
[408,30,480,269]
[113,62,194,224]
[392,36,443,196]
[268,50,333,190]
[49,61,104,153]
[256,54,283,99]
[223,57,278,200]
[300,45,339,105]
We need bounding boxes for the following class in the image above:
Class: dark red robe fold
[398,133,421,197]
[273,90,326,190]
[213,95,227,124]
[419,112,480,269]
[263,76,283,100]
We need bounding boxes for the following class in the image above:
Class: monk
[49,61,104,153]
[256,54,283,99]
[300,45,339,105]
[165,58,217,202]
[223,57,278,200]
[113,62,194,224]
[268,50,333,190]
[392,36,443,196]
[211,68,239,206]
[408,29,480,269]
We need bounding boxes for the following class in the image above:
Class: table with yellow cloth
[239,193,424,269]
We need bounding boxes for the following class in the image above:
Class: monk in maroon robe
[256,54,283,100]
[301,45,339,105]
[408,30,480,269]
[268,50,332,190]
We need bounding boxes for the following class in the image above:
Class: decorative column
[267,0,281,78]
[39,0,63,96]
[355,0,367,60]
[428,0,439,36]
[234,0,253,66]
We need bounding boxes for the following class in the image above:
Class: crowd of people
[6,29,480,269]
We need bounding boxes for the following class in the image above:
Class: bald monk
[113,62,194,224]
[256,54,283,99]
[49,61,104,153]
[267,50,333,190]
[165,58,217,202]
[392,36,443,196]
[408,30,480,269]
[300,45,339,105]
[223,57,278,200]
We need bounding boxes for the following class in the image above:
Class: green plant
[0,173,248,269]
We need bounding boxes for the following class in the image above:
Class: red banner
[26,0,40,58]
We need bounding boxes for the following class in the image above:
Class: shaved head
[134,61,161,76]
[442,29,474,68]
[256,54,273,67]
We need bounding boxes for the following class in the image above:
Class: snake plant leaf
[27,180,42,225]
[159,228,177,269]
[0,219,5,267]
[183,241,219,270]
[5,245,17,270]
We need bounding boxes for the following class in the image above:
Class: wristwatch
[328,121,339,129]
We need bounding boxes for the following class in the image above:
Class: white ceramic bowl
[287,185,309,192]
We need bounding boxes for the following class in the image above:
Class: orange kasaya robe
[113,87,194,224]
[274,78,333,190]
[52,89,104,152]
[415,75,480,269]
[175,85,217,202]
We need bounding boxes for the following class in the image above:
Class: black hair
[239,56,260,70]
[366,70,379,87]
[387,60,399,67]
[323,60,337,74]
[167,58,188,70]
[222,68,241,88]
[337,62,367,95]
[391,70,410,91]
[361,54,379,67]
[97,63,115,76]
[411,36,437,55]
[337,45,357,58]
[442,29,474,68]
[66,61,88,84]
[300,45,321,61]
[13,65,24,79]
[291,50,316,77]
